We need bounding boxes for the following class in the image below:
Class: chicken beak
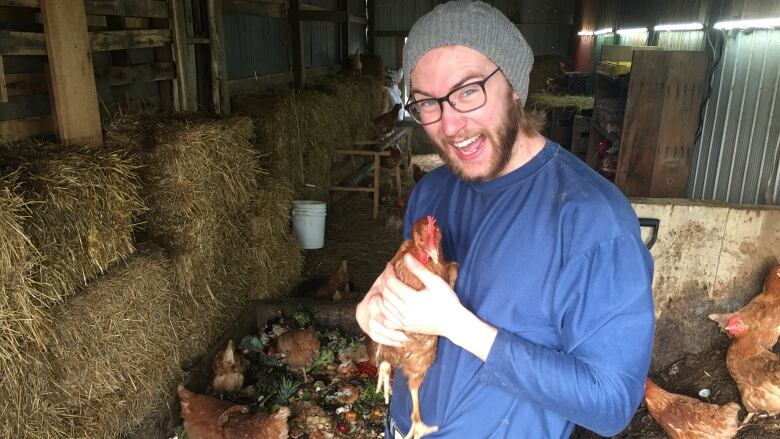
[429,249,439,264]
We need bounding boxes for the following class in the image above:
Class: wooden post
[0,56,7,103]
[169,0,197,111]
[339,0,349,63]
[367,0,375,54]
[373,154,380,219]
[152,17,174,112]
[289,0,305,89]
[207,0,230,114]
[40,0,103,147]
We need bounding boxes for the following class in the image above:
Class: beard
[434,95,520,183]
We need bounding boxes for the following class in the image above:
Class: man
[356,1,655,438]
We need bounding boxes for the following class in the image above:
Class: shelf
[591,120,620,144]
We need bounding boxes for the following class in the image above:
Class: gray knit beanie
[403,0,534,105]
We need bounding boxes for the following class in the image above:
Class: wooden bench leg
[373,154,380,219]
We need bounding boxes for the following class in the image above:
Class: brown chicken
[373,103,402,135]
[178,384,290,439]
[375,216,458,439]
[315,260,350,300]
[276,327,320,381]
[412,164,428,184]
[211,339,247,395]
[644,378,740,439]
[710,264,780,349]
[725,315,780,422]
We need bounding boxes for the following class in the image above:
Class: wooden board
[289,0,305,89]
[169,0,197,112]
[207,0,229,114]
[84,0,169,18]
[649,51,707,197]
[40,0,102,147]
[96,62,175,87]
[0,0,39,7]
[0,116,53,141]
[0,30,46,55]
[89,29,171,51]
[615,50,669,196]
[0,55,6,103]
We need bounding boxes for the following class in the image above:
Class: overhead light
[616,27,648,36]
[654,22,704,31]
[594,28,613,35]
[714,17,780,30]
[578,30,594,36]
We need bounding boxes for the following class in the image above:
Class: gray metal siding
[224,15,289,79]
[688,30,780,205]
[375,0,431,31]
[656,30,706,51]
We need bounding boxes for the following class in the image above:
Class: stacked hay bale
[234,73,385,201]
[49,245,179,439]
[0,143,144,438]
[106,115,263,344]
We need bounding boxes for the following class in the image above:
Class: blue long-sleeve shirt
[389,140,655,438]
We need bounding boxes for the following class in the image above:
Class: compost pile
[199,309,386,439]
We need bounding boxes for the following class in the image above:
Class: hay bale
[247,175,303,299]
[105,115,260,252]
[234,73,385,201]
[50,245,183,439]
[0,349,65,439]
[526,93,595,113]
[0,142,144,309]
[0,181,49,359]
[360,53,385,80]
[529,54,566,93]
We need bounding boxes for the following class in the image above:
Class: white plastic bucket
[292,200,327,249]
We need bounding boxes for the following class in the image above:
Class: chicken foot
[377,361,392,404]
[404,385,438,439]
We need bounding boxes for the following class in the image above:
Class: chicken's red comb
[726,315,742,328]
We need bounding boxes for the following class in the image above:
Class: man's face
[410,46,521,182]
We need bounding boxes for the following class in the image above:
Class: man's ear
[512,91,520,101]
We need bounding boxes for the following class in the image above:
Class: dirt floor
[302,152,780,438]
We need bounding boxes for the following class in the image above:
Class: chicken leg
[405,385,438,439]
[377,360,392,404]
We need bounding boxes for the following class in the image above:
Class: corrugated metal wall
[374,0,431,70]
[688,30,780,205]
[655,31,706,51]
[224,0,367,80]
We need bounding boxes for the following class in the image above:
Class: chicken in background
[314,260,351,300]
[725,315,780,423]
[709,264,780,349]
[349,50,362,72]
[412,164,428,184]
[385,197,407,232]
[644,378,740,439]
[374,216,458,439]
[178,384,289,439]
[211,339,247,395]
[276,327,320,382]
[373,103,402,136]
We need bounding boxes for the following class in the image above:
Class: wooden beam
[0,0,39,8]
[0,117,53,142]
[348,14,366,25]
[169,0,196,112]
[95,62,176,87]
[40,0,102,147]
[0,56,6,103]
[339,0,348,62]
[84,0,168,18]
[0,30,46,55]
[89,29,171,51]
[5,72,47,96]
[151,16,174,112]
[367,0,375,52]
[207,0,230,114]
[289,0,305,89]
[223,0,286,18]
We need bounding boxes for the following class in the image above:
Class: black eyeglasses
[405,67,502,125]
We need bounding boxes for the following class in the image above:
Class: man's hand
[379,254,464,338]
[356,262,408,347]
